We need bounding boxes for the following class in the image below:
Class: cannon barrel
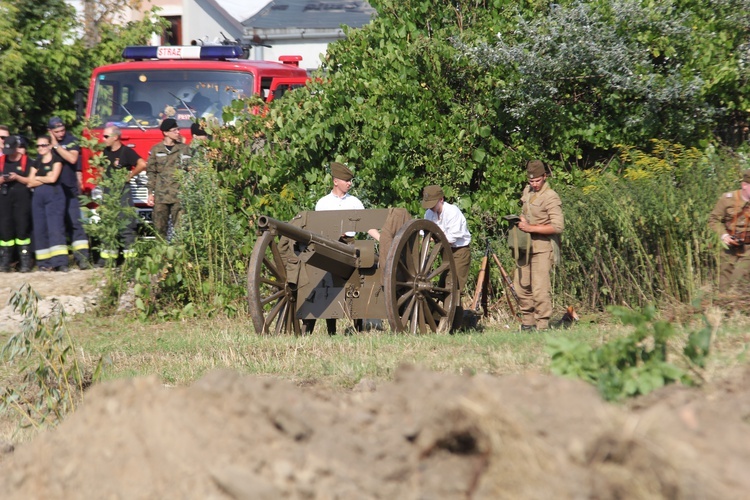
[258,215,360,270]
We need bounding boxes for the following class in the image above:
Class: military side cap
[526,160,547,179]
[743,169,750,184]
[421,185,444,209]
[330,161,354,181]
[160,118,178,132]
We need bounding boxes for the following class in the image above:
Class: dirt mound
[1,365,749,498]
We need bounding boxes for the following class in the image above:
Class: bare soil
[0,269,101,333]
[0,363,748,499]
[1,273,749,498]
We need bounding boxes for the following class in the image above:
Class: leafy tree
[121,0,750,313]
[0,0,164,136]
[0,0,82,134]
[214,0,526,238]
[460,0,750,162]
[81,0,146,48]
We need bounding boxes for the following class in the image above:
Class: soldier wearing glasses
[146,118,192,240]
[47,116,91,269]
[0,125,9,156]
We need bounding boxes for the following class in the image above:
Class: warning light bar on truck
[122,45,244,61]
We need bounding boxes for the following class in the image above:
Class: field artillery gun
[247,209,459,335]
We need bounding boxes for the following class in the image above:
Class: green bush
[122,154,250,320]
[547,304,712,401]
[93,0,750,317]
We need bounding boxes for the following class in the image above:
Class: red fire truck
[78,44,309,220]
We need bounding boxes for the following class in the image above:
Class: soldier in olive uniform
[708,169,750,292]
[514,160,565,331]
[146,118,192,239]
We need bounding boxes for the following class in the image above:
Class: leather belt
[451,244,469,250]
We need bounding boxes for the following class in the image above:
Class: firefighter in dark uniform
[708,169,750,292]
[48,116,91,269]
[0,136,33,272]
[146,118,192,239]
[98,125,147,265]
[28,134,68,271]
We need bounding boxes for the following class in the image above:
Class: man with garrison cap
[306,161,380,335]
[146,118,192,239]
[315,162,380,240]
[708,169,750,292]
[421,184,472,330]
[513,160,564,331]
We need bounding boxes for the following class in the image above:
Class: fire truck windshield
[90,69,254,129]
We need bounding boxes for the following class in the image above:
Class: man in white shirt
[306,162,379,335]
[315,161,380,241]
[421,185,472,329]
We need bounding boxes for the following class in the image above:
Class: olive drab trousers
[718,246,750,293]
[515,250,554,330]
[378,207,412,268]
[153,201,181,240]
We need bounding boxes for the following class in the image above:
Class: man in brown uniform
[708,169,750,292]
[514,160,564,331]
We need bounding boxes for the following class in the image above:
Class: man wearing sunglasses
[96,126,147,265]
[47,116,91,269]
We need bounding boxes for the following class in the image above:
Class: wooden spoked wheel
[384,219,458,334]
[247,231,302,335]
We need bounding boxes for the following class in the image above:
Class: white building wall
[250,41,332,71]
[184,5,229,45]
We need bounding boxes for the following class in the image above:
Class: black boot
[0,248,10,273]
[18,245,33,273]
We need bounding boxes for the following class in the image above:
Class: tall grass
[121,158,252,319]
[1,285,102,429]
[175,158,252,301]
[556,141,744,309]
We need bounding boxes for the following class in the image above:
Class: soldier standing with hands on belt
[708,169,750,293]
[514,160,564,331]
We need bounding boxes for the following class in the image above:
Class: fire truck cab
[80,44,308,216]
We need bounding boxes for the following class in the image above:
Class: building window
[162,16,182,45]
